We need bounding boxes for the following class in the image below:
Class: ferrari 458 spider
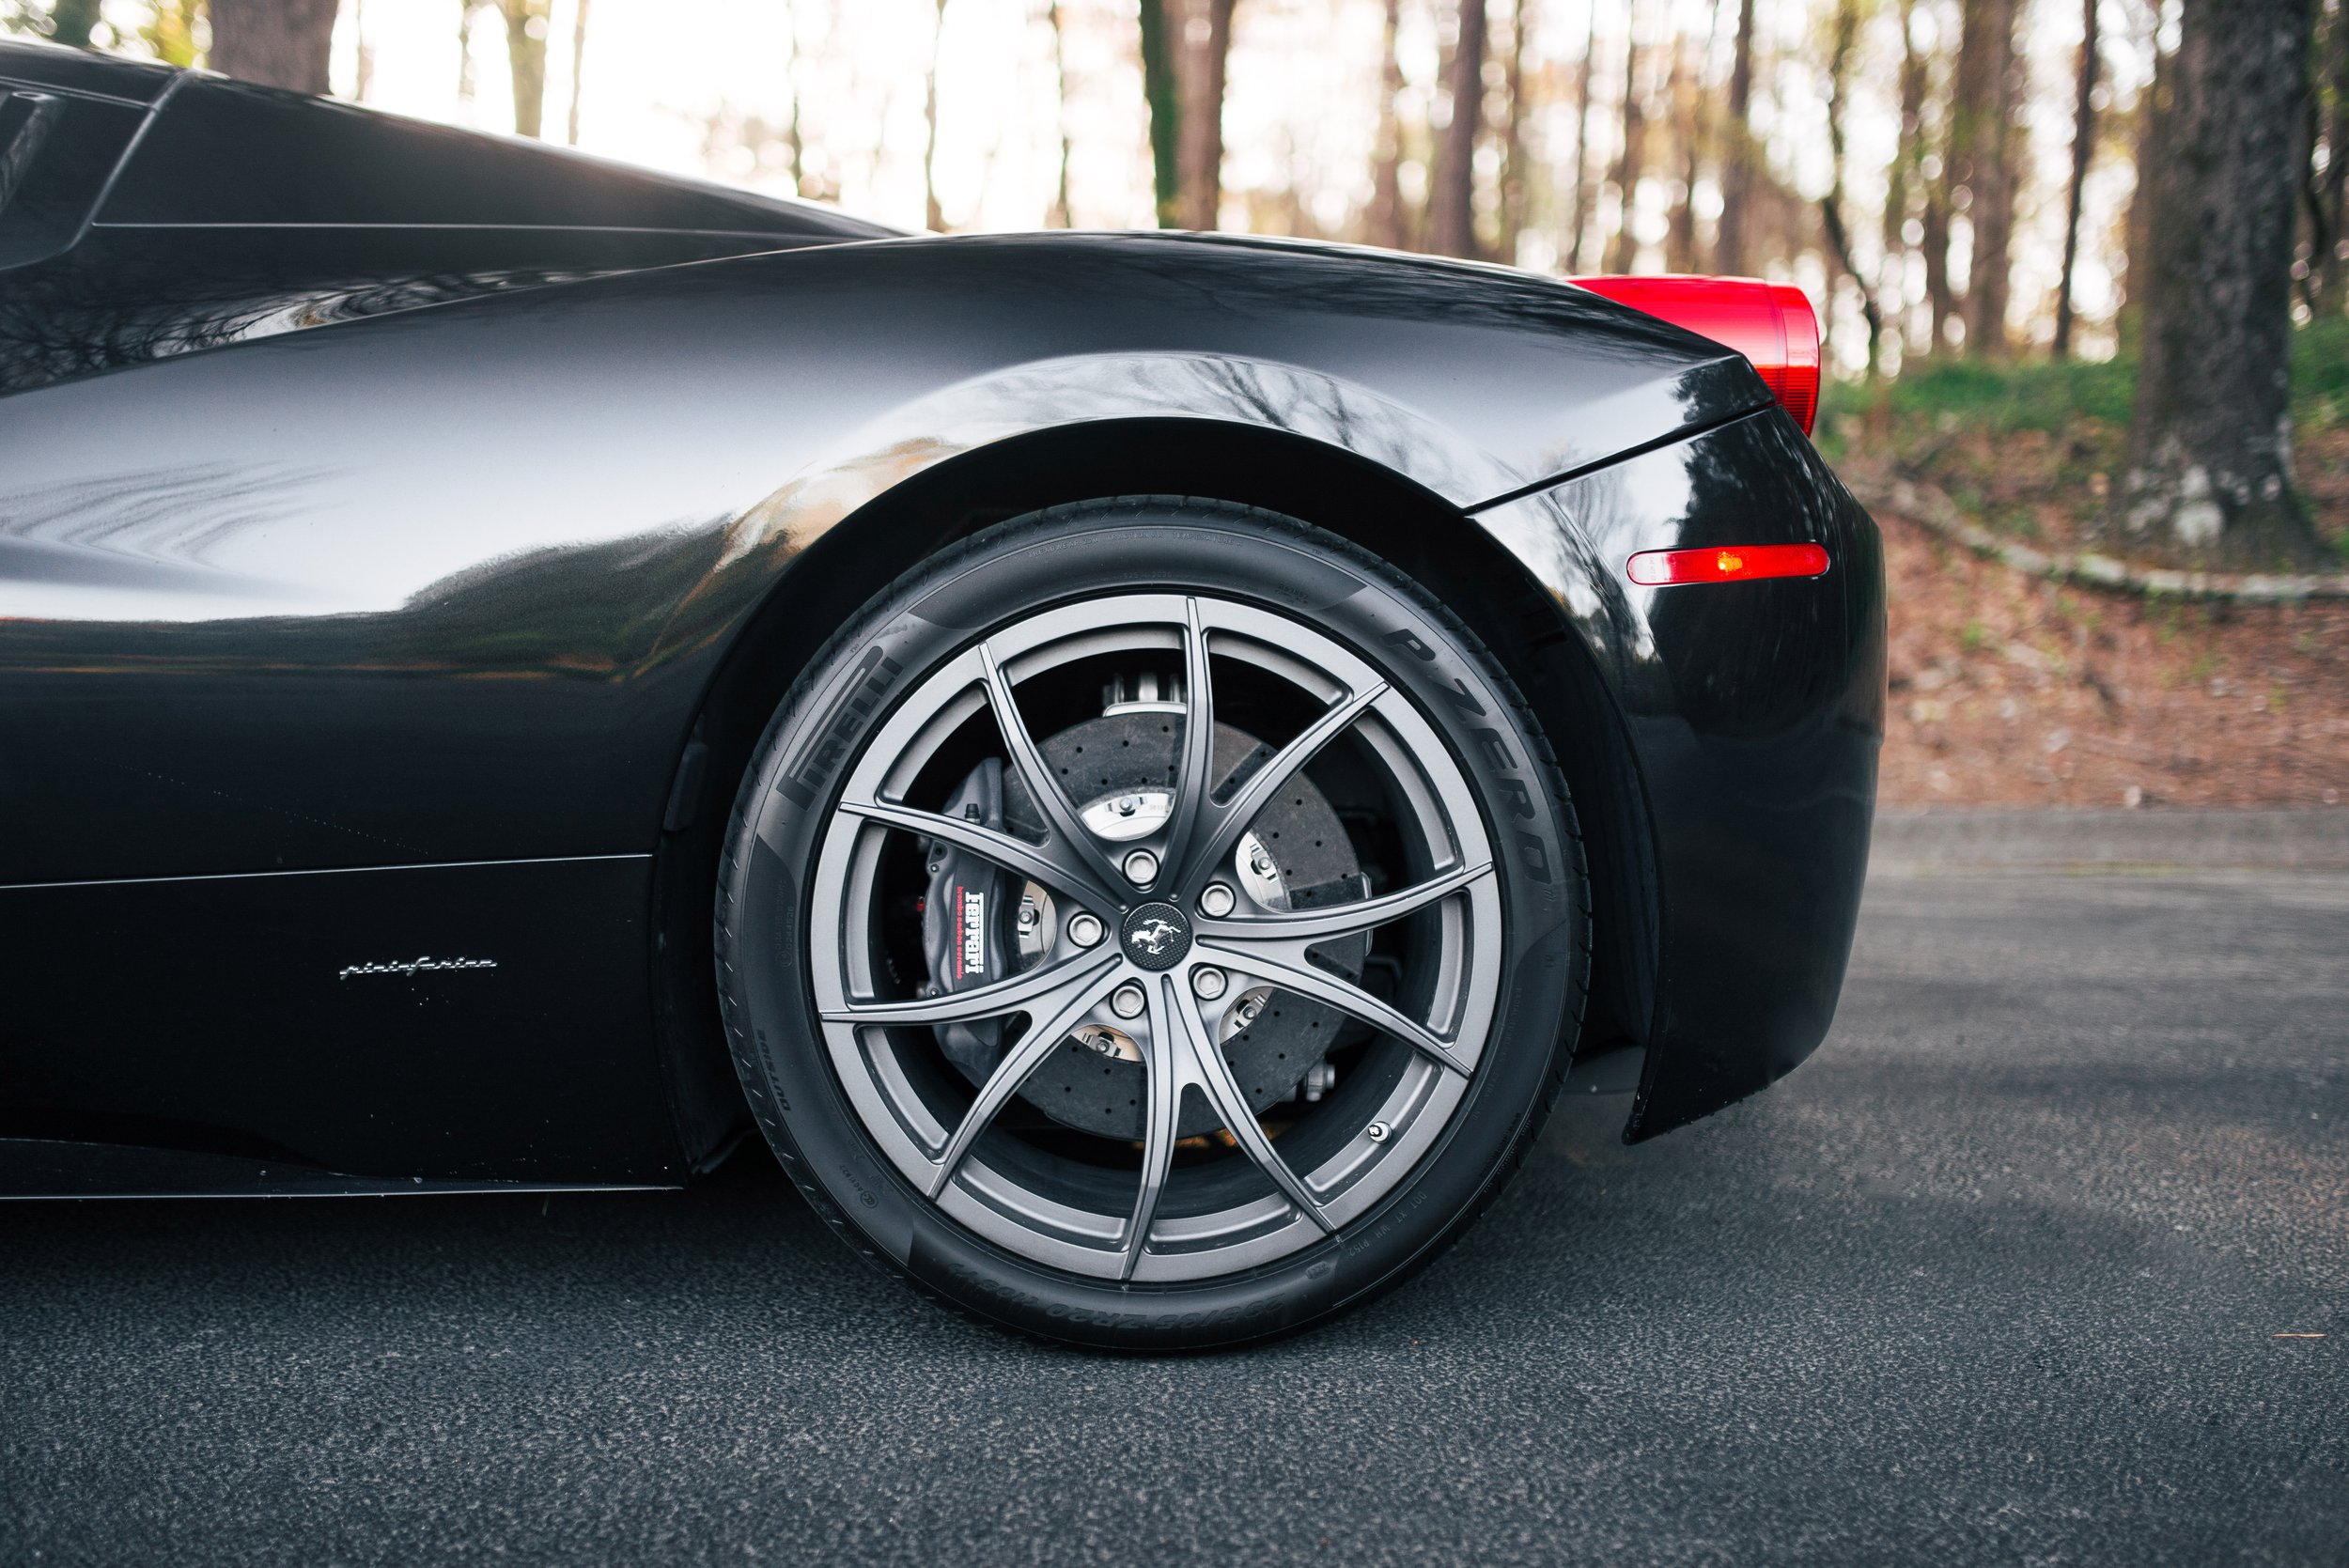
[0,41,1883,1348]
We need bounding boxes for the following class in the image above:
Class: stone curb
[1846,473,2349,603]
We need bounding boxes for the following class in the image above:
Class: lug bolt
[1110,983,1146,1019]
[1191,967,1227,1001]
[1122,848,1159,886]
[1067,912,1105,948]
[1199,883,1236,918]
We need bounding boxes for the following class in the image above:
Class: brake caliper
[919,758,1021,1079]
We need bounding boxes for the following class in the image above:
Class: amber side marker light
[1625,543,1831,586]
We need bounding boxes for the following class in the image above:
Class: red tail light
[1572,275,1821,436]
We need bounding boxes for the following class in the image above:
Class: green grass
[1817,316,2349,456]
[2294,315,2349,414]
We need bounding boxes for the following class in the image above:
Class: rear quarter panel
[1478,411,1887,1137]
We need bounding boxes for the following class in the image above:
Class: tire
[714,498,1588,1350]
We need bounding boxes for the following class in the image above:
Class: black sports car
[0,42,1883,1348]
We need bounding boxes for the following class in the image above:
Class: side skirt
[0,1138,677,1200]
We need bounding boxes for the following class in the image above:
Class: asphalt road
[4,867,2344,1566]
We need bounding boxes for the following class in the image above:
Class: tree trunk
[1821,0,1883,376]
[1946,0,2019,354]
[925,0,947,232]
[1431,0,1489,256]
[1047,0,1073,225]
[1139,0,1183,227]
[1663,30,1700,272]
[1368,0,1407,246]
[458,0,478,110]
[1605,0,1646,272]
[1942,0,1998,347]
[209,0,341,94]
[2302,55,2326,311]
[2120,29,2174,318]
[566,0,590,145]
[1971,0,2023,355]
[785,3,807,197]
[1921,190,1956,350]
[350,0,372,99]
[1501,0,1532,257]
[2313,0,2347,305]
[2117,0,2318,563]
[1566,0,1601,269]
[2054,0,2100,355]
[1174,0,1238,229]
[1883,0,1925,349]
[1713,0,1758,273]
[499,0,550,138]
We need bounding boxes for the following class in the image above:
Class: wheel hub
[917,705,1366,1140]
[1118,902,1192,970]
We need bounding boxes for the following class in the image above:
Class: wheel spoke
[822,944,1118,1026]
[1163,975,1334,1234]
[926,966,1121,1199]
[1159,598,1218,884]
[1193,862,1493,945]
[1196,941,1472,1078]
[978,643,1127,894]
[838,796,1120,909]
[1122,976,1184,1279]
[1173,682,1387,896]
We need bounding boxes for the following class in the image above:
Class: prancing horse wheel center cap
[1119,902,1192,971]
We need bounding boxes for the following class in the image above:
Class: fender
[1477,414,1886,1141]
[647,347,1522,667]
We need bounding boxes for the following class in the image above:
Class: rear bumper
[1474,410,1886,1139]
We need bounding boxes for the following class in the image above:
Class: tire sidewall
[717,502,1583,1349]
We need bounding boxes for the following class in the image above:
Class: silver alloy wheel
[806,593,1502,1283]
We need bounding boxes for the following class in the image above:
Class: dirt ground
[1874,507,2349,808]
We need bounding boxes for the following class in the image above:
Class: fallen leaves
[1875,511,2349,807]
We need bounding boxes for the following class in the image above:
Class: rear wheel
[715,499,1586,1349]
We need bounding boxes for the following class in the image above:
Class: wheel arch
[648,417,1661,1169]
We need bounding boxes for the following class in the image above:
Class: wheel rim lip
[802,591,1504,1283]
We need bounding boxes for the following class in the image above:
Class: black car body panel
[0,61,891,394]
[1478,414,1885,1137]
[0,43,1882,1193]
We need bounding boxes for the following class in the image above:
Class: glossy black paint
[0,86,142,270]
[0,43,1882,1193]
[0,41,175,102]
[0,855,677,1183]
[1477,412,1885,1137]
[0,225,843,393]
